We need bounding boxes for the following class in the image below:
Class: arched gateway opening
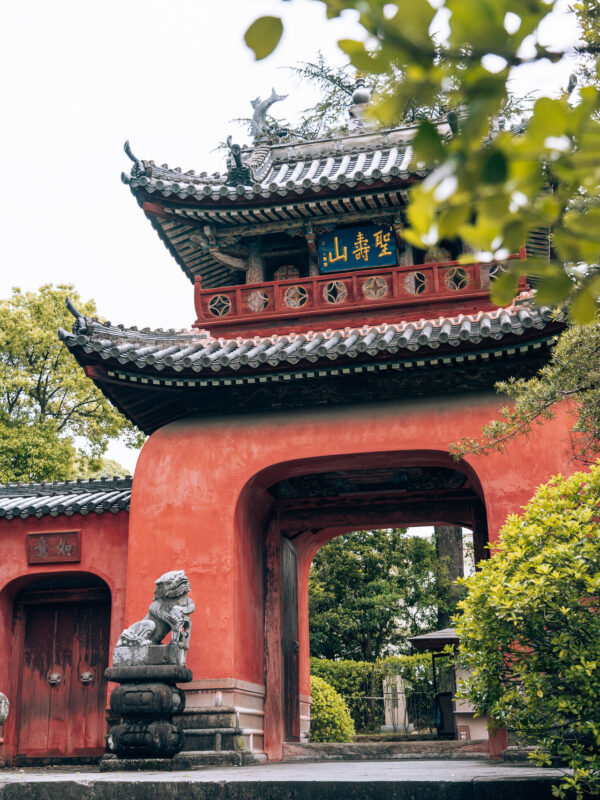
[5,573,111,765]
[241,449,487,757]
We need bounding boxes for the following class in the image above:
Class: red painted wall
[127,392,576,698]
[0,512,129,763]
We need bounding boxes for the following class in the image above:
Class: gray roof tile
[0,477,132,520]
[123,127,424,204]
[59,301,556,378]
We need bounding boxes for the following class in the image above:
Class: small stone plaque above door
[27,531,81,564]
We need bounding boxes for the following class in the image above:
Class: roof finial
[348,74,372,131]
[250,88,288,140]
[351,73,371,106]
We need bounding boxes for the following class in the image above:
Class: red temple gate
[0,84,577,762]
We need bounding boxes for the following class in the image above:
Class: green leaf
[413,120,445,163]
[338,39,387,74]
[532,97,568,136]
[386,0,436,50]
[490,269,519,306]
[438,205,470,239]
[481,148,508,184]
[502,220,527,253]
[244,16,283,61]
[535,270,573,306]
[570,289,598,324]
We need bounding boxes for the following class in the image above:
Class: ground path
[0,758,573,799]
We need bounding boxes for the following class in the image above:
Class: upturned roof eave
[58,304,562,421]
[128,171,421,212]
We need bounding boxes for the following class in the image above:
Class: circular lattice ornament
[323,280,348,304]
[208,294,232,316]
[403,271,427,295]
[247,290,269,312]
[445,267,469,290]
[284,285,309,308]
[362,276,388,300]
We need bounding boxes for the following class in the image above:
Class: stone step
[175,710,240,729]
[503,746,539,763]
[175,750,266,768]
[282,740,490,762]
[100,751,253,771]
[182,730,245,752]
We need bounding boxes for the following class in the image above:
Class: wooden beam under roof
[145,199,408,242]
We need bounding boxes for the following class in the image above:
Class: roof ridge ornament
[250,88,288,140]
[225,135,254,187]
[65,297,89,336]
[123,140,145,178]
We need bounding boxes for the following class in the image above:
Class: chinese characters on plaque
[27,532,81,564]
[318,224,397,273]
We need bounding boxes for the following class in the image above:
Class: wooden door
[281,538,300,741]
[14,588,110,761]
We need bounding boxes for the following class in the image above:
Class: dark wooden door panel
[282,537,300,741]
[17,598,110,759]
[18,605,56,754]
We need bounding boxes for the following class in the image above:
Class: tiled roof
[59,301,555,376]
[122,125,432,288]
[58,298,561,434]
[123,126,426,204]
[0,477,132,520]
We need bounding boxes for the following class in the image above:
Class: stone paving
[0,759,574,799]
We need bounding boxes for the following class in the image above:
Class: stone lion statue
[116,571,195,662]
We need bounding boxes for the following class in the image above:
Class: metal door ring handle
[79,670,94,685]
[48,672,62,686]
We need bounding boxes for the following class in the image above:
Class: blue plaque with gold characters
[318,224,397,273]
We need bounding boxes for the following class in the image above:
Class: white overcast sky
[0,0,581,470]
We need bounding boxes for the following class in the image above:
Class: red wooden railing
[193,250,527,335]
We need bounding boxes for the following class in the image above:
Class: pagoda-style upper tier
[123,101,548,336]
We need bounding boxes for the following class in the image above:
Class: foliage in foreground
[456,463,600,799]
[452,320,600,463]
[309,529,455,661]
[246,1,600,319]
[309,675,355,742]
[0,284,143,483]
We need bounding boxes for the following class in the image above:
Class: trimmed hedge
[309,675,355,742]
[310,654,434,731]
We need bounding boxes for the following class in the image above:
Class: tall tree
[0,284,144,483]
[309,528,454,661]
[434,525,464,628]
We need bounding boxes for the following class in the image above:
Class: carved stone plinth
[104,661,192,759]
[107,719,184,759]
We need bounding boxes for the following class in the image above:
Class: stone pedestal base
[104,662,193,760]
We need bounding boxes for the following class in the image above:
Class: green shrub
[456,464,600,799]
[309,675,355,742]
[310,654,434,731]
